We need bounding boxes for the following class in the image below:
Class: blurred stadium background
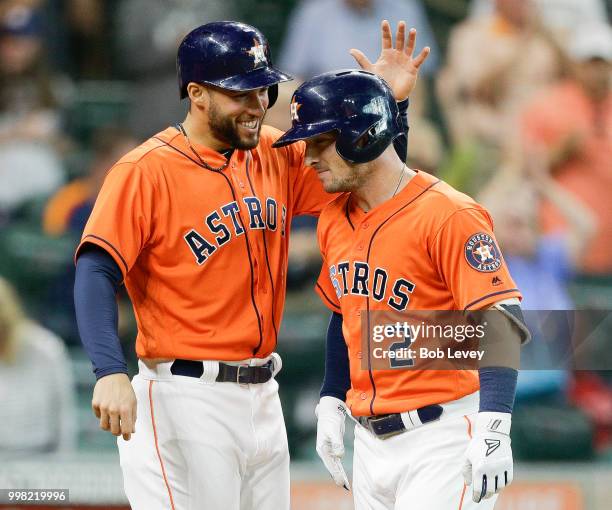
[0,0,611,508]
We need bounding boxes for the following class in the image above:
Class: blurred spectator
[437,0,562,165]
[0,2,71,219]
[0,276,77,455]
[568,371,612,450]
[278,0,438,80]
[469,0,609,36]
[405,93,445,173]
[481,152,597,401]
[521,22,612,275]
[43,125,138,237]
[63,0,114,79]
[41,126,138,347]
[114,0,235,140]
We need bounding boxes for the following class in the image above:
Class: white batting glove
[462,412,513,503]
[315,396,350,491]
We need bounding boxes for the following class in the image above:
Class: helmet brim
[216,65,293,91]
[272,120,339,148]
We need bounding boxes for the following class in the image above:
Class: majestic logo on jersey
[290,98,301,122]
[464,233,502,273]
[184,197,287,265]
[328,261,415,311]
[247,39,267,66]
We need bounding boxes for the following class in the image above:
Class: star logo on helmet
[290,98,301,121]
[247,39,267,66]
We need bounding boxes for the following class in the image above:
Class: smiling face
[199,85,269,150]
[305,133,369,193]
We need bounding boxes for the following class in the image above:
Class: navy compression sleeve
[320,312,351,401]
[74,245,127,379]
[393,99,409,162]
[478,367,518,414]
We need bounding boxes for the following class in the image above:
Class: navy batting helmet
[177,21,292,107]
[272,70,403,163]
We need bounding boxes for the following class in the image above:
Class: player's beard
[208,100,264,150]
[323,164,369,193]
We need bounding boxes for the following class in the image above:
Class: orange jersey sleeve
[77,160,157,279]
[314,199,345,313]
[315,258,342,313]
[429,206,521,310]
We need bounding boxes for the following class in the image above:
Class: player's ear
[187,83,208,109]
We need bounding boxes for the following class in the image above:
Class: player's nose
[246,88,268,113]
[305,143,320,167]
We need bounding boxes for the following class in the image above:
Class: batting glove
[462,412,513,503]
[315,396,350,491]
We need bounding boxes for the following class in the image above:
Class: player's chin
[322,181,335,193]
[321,176,345,194]
[235,131,261,150]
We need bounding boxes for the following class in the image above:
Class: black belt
[170,359,274,384]
[357,404,443,439]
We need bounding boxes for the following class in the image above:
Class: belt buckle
[367,415,385,434]
[360,416,381,437]
[367,415,404,440]
[358,416,373,433]
[236,365,250,386]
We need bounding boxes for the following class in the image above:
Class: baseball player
[272,70,531,508]
[73,20,424,510]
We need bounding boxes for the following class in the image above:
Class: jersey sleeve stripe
[79,234,129,274]
[463,288,520,311]
[316,282,342,312]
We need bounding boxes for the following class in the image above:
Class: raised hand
[350,20,430,101]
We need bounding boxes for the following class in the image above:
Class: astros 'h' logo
[247,39,267,66]
[290,98,301,122]
[474,242,493,263]
[464,232,502,272]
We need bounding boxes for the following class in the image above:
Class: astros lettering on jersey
[76,125,332,361]
[315,170,521,417]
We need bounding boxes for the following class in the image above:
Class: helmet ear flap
[268,84,279,108]
[335,118,395,164]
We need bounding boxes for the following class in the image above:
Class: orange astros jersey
[315,170,521,417]
[76,125,333,361]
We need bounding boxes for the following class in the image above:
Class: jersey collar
[156,126,237,170]
[347,170,438,223]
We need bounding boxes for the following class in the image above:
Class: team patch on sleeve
[464,233,502,272]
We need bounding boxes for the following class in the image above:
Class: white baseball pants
[353,392,498,510]
[117,357,289,510]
